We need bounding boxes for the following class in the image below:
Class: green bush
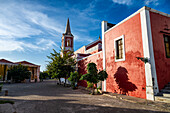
[0,83,3,92]
[0,100,14,104]
[40,71,49,80]
[7,64,31,83]
[87,81,93,88]
[68,71,80,89]
[80,62,108,95]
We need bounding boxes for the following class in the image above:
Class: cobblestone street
[0,80,169,113]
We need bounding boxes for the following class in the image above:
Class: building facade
[101,6,170,100]
[62,6,170,101]
[0,59,40,82]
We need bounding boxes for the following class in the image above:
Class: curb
[103,93,138,103]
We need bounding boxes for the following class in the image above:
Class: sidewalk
[78,86,170,111]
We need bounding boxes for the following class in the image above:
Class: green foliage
[40,71,49,80]
[7,64,31,83]
[87,63,98,75]
[47,48,76,85]
[0,83,2,92]
[0,100,14,104]
[68,71,80,89]
[87,81,93,88]
[80,62,108,94]
[98,70,108,81]
[80,63,98,83]
[0,75,2,80]
[136,57,149,64]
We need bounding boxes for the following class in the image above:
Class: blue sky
[0,0,169,71]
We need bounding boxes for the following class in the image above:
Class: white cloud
[0,1,97,52]
[0,3,42,39]
[36,38,58,50]
[0,38,57,52]
[0,39,24,51]
[144,0,159,6]
[112,0,132,5]
[0,1,62,52]
[23,10,64,34]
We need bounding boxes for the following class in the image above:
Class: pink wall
[150,12,170,90]
[86,40,102,50]
[90,49,102,54]
[78,52,103,87]
[74,46,86,54]
[104,14,146,99]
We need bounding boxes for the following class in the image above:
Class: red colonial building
[62,6,170,101]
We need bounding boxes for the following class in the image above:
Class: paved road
[0,80,169,113]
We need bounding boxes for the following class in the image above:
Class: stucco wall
[78,52,103,87]
[104,13,146,99]
[74,46,86,54]
[150,12,170,90]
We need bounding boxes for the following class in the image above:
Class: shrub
[0,100,14,104]
[80,62,108,95]
[68,71,80,89]
[40,71,49,81]
[7,64,31,83]
[87,81,93,88]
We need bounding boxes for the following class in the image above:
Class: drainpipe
[102,21,107,92]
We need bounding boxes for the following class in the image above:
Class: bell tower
[61,18,74,52]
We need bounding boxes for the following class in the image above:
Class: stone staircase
[155,82,170,103]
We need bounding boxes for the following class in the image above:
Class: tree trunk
[59,78,61,85]
[3,65,7,81]
[92,83,95,95]
[64,75,67,87]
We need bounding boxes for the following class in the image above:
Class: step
[155,96,170,103]
[156,92,163,96]
[165,87,170,90]
[161,89,170,93]
[163,93,170,98]
[166,84,170,87]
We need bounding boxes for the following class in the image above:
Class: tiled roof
[15,61,38,66]
[0,59,15,64]
[0,59,39,67]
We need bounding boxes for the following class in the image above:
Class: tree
[47,48,76,86]
[47,49,64,84]
[68,71,80,89]
[39,71,49,81]
[7,64,31,83]
[80,62,108,95]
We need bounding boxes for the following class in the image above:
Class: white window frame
[114,35,125,62]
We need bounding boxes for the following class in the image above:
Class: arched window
[67,39,71,47]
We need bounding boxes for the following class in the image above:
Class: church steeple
[61,18,74,52]
[64,18,72,36]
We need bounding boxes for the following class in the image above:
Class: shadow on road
[0,98,168,113]
[0,80,169,113]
